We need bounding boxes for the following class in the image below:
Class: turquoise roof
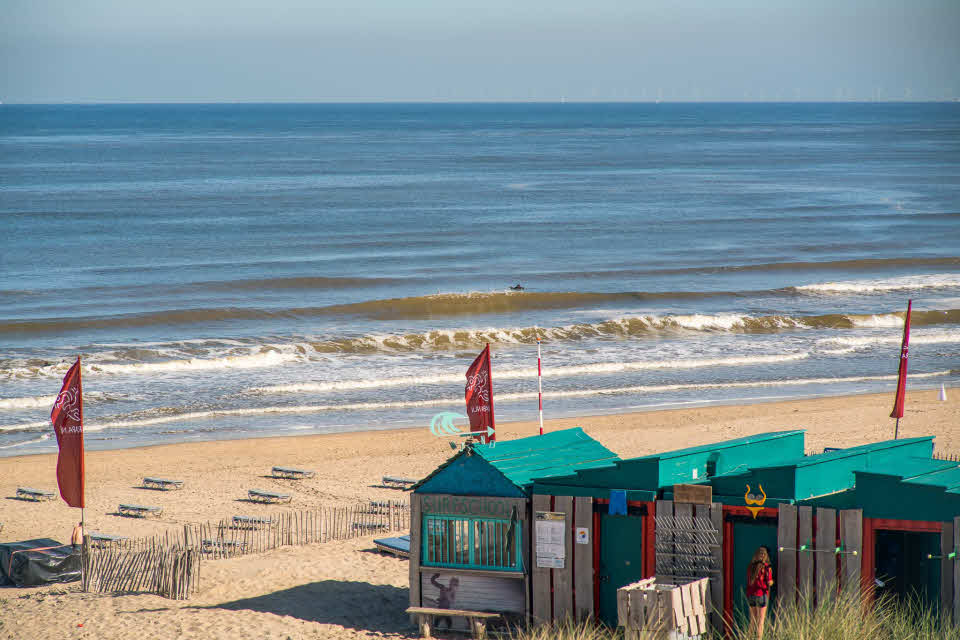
[902,465,960,490]
[534,430,805,499]
[413,427,619,497]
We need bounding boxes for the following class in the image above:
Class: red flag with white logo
[890,300,912,420]
[51,358,84,508]
[465,344,495,442]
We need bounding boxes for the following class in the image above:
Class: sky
[2,0,959,103]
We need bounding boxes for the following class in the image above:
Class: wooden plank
[777,504,798,607]
[674,484,712,505]
[797,505,814,602]
[409,493,422,613]
[531,493,552,623]
[839,509,862,596]
[954,516,960,624]
[573,496,594,620]
[816,508,837,602]
[941,520,954,621]
[553,495,574,621]
[655,500,674,579]
[709,502,723,633]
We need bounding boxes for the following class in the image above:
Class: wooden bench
[231,515,273,529]
[406,607,500,639]
[382,476,417,489]
[270,466,315,479]
[247,489,292,504]
[141,477,184,491]
[118,503,163,518]
[16,487,55,501]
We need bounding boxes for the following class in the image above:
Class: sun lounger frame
[247,489,292,504]
[270,466,316,479]
[141,477,184,491]
[381,475,417,489]
[89,532,129,547]
[231,515,273,529]
[373,534,411,558]
[118,503,163,518]
[16,487,55,501]
[202,539,247,553]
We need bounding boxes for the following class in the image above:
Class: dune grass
[509,591,959,640]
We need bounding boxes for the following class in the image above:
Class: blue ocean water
[1,102,959,455]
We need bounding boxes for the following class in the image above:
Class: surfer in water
[510,284,524,291]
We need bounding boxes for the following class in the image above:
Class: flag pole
[537,331,544,436]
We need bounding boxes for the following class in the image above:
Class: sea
[2,102,959,456]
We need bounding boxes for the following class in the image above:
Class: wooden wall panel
[777,504,798,607]
[816,508,837,602]
[941,519,954,621]
[839,509,862,595]
[954,516,959,624]
[709,503,724,633]
[656,500,674,578]
[553,495,574,621]
[574,496,594,620]
[797,506,814,601]
[409,493,422,611]
[531,493,552,623]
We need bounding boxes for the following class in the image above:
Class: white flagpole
[537,332,544,436]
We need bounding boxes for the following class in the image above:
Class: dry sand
[0,389,956,639]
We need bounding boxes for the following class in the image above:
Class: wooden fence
[83,500,409,598]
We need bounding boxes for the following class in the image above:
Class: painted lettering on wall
[420,494,524,518]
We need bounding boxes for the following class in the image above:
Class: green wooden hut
[408,427,619,629]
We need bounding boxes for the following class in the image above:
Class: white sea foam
[797,274,960,294]
[28,369,950,433]
[0,395,58,410]
[818,329,960,354]
[0,433,50,449]
[253,352,810,394]
[84,349,301,375]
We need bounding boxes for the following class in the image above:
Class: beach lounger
[381,475,417,489]
[89,533,129,548]
[270,466,316,479]
[201,539,247,553]
[230,515,273,529]
[352,522,389,532]
[118,503,163,518]
[16,487,55,501]
[373,534,410,558]
[247,489,292,504]
[141,477,184,491]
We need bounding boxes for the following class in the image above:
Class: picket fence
[83,500,409,599]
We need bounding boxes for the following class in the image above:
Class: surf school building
[409,428,960,631]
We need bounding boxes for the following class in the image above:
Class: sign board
[674,483,713,505]
[576,527,589,545]
[535,511,566,569]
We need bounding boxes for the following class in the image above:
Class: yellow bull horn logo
[744,484,767,519]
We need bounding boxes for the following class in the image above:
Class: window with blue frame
[422,514,522,571]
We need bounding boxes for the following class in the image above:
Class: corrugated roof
[411,427,619,494]
[475,427,620,488]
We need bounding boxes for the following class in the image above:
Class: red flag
[465,344,495,442]
[890,300,912,420]
[51,358,84,508]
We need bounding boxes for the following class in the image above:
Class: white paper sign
[576,527,589,545]
[535,511,566,569]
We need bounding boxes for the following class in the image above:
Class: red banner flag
[51,358,85,508]
[465,344,495,442]
[890,300,912,420]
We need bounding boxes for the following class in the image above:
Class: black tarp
[0,539,80,587]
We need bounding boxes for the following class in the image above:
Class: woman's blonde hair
[748,546,770,585]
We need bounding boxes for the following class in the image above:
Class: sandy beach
[0,389,956,640]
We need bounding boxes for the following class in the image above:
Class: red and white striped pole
[537,333,544,436]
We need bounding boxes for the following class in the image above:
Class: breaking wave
[1,370,953,435]
[794,274,960,294]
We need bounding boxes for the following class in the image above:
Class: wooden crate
[617,577,710,640]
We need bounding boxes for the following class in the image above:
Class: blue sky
[2,0,958,102]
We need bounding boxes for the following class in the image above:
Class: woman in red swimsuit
[746,546,774,638]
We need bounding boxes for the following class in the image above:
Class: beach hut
[532,430,960,631]
[532,430,806,628]
[407,427,619,630]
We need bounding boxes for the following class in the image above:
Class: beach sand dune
[0,389,956,639]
